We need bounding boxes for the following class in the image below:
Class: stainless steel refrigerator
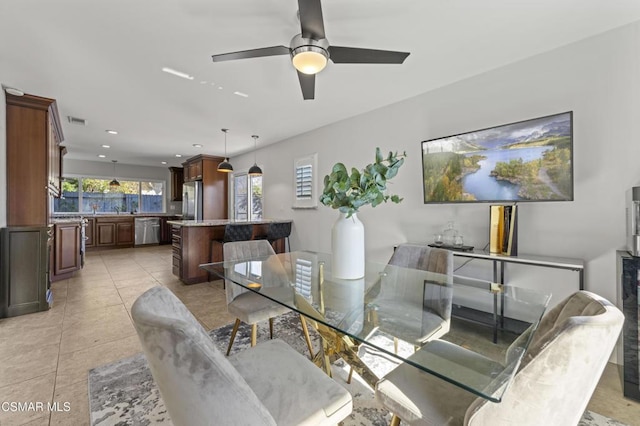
[182,180,203,220]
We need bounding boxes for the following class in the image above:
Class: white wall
[230,21,640,308]
[64,159,181,213]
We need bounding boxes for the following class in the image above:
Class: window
[53,177,164,213]
[233,172,263,221]
[293,153,318,209]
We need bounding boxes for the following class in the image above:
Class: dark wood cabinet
[85,218,95,248]
[53,223,81,277]
[182,158,203,182]
[189,161,202,181]
[169,167,184,201]
[116,221,134,246]
[1,226,52,318]
[95,217,134,248]
[171,225,182,277]
[160,217,178,244]
[96,223,116,246]
[182,155,228,220]
[6,93,64,226]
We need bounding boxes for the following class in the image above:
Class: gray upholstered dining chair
[375,290,624,426]
[347,243,453,383]
[223,240,315,358]
[369,243,454,353]
[131,286,353,426]
[385,243,453,346]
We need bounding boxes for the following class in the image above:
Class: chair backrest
[464,291,624,426]
[266,221,292,241]
[223,223,254,242]
[389,243,453,276]
[387,243,453,319]
[223,240,290,306]
[131,287,276,426]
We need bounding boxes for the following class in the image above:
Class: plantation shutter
[296,164,313,199]
[293,153,318,208]
[294,259,312,298]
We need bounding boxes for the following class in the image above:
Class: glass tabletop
[200,250,550,402]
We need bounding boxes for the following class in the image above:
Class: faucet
[114,206,121,215]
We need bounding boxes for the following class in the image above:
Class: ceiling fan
[211,0,410,100]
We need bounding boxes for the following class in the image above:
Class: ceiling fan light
[217,159,233,173]
[248,163,263,176]
[292,48,328,75]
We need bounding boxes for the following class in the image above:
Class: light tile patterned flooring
[0,245,638,425]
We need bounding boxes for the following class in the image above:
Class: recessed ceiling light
[161,161,167,165]
[233,91,249,98]
[161,67,194,80]
[218,86,223,90]
[192,144,203,148]
[210,82,216,86]
[101,144,110,148]
[105,130,118,135]
[175,154,182,158]
[200,81,207,84]
[97,154,106,158]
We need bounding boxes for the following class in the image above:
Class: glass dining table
[200,250,550,403]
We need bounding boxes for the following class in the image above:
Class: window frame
[53,174,166,214]
[231,170,263,222]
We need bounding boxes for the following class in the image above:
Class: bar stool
[210,223,254,283]
[264,221,292,253]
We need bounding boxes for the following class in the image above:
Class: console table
[413,244,584,342]
[451,249,585,290]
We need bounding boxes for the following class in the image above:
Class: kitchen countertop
[167,219,292,227]
[50,217,85,224]
[51,213,181,220]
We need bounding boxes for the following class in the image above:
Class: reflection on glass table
[201,250,550,402]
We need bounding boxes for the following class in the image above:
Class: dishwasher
[134,217,161,246]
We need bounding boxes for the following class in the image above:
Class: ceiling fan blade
[298,0,325,40]
[328,46,410,64]
[297,71,315,100]
[212,46,290,62]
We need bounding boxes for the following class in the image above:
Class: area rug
[88,313,627,426]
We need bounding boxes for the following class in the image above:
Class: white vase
[331,212,365,279]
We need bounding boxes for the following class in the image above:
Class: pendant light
[248,134,263,176]
[217,128,233,173]
[109,160,121,189]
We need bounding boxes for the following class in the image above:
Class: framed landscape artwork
[422,111,573,203]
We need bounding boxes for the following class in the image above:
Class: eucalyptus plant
[320,147,407,217]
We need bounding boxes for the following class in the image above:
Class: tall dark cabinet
[617,250,640,402]
[1,91,64,318]
[0,227,52,317]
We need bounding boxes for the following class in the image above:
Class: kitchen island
[167,219,293,284]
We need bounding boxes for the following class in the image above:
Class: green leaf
[320,147,406,214]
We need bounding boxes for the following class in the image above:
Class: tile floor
[0,245,639,425]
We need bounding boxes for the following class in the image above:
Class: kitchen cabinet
[6,92,65,226]
[169,167,184,201]
[160,216,180,244]
[0,226,52,318]
[171,225,182,278]
[85,218,96,248]
[183,158,203,182]
[95,217,134,248]
[182,154,228,220]
[116,220,134,246]
[170,221,290,284]
[53,222,81,279]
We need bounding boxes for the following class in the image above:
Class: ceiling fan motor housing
[290,34,330,74]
